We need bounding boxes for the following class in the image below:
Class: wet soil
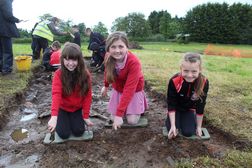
[0,63,251,168]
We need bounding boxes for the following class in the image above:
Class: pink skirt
[108,89,148,116]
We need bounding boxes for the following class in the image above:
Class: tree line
[18,2,252,44]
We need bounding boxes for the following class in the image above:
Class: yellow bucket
[15,56,32,72]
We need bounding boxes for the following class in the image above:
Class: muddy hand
[48,116,57,132]
[113,116,123,131]
[168,126,177,139]
[101,86,108,97]
[84,118,94,126]
[196,127,202,137]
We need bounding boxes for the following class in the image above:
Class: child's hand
[113,116,123,130]
[101,86,108,97]
[196,127,202,137]
[48,116,57,132]
[84,118,94,126]
[168,126,178,139]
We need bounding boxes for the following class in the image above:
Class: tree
[111,17,128,32]
[78,23,86,36]
[159,12,171,38]
[18,29,30,38]
[148,11,160,34]
[184,2,252,44]
[148,10,172,35]
[111,12,151,39]
[167,19,182,39]
[93,22,109,37]
[38,13,53,21]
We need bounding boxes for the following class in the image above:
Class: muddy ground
[0,62,250,168]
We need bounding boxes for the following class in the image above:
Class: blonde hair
[105,31,129,83]
[182,52,206,98]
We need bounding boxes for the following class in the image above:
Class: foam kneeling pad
[162,127,210,140]
[105,117,148,128]
[43,131,93,144]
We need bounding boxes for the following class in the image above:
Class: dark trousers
[0,37,13,73]
[33,37,48,60]
[91,51,104,67]
[56,108,85,139]
[166,111,196,137]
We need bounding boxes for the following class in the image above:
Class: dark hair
[182,52,206,98]
[50,17,60,23]
[104,31,129,83]
[51,41,61,49]
[72,25,79,29]
[60,42,90,96]
[85,28,92,33]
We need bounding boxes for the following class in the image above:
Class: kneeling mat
[105,117,148,128]
[43,131,93,144]
[162,127,210,140]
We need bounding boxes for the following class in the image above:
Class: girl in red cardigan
[101,32,148,130]
[48,42,93,139]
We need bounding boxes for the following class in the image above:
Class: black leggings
[165,111,196,137]
[56,108,85,139]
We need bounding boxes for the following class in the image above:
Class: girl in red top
[166,53,209,139]
[101,32,148,130]
[48,42,93,139]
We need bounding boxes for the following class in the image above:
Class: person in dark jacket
[85,28,105,68]
[30,21,40,58]
[165,53,209,139]
[0,0,21,75]
[69,25,81,47]
[32,17,68,60]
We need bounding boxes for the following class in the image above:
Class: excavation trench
[0,63,250,168]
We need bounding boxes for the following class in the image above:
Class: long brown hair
[105,31,129,83]
[60,42,90,96]
[182,52,206,98]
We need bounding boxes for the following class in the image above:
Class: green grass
[134,42,252,141]
[134,42,252,167]
[140,42,207,53]
[176,150,252,167]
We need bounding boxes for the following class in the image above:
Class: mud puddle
[0,63,249,168]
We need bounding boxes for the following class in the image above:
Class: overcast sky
[13,0,251,31]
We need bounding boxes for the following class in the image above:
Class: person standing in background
[32,17,68,60]
[69,25,81,47]
[0,0,21,75]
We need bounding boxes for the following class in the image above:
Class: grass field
[1,41,252,167]
[134,42,252,140]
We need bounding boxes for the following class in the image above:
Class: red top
[51,69,92,119]
[50,50,61,65]
[104,51,144,117]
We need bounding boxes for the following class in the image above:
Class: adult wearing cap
[32,17,68,60]
[0,0,21,75]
